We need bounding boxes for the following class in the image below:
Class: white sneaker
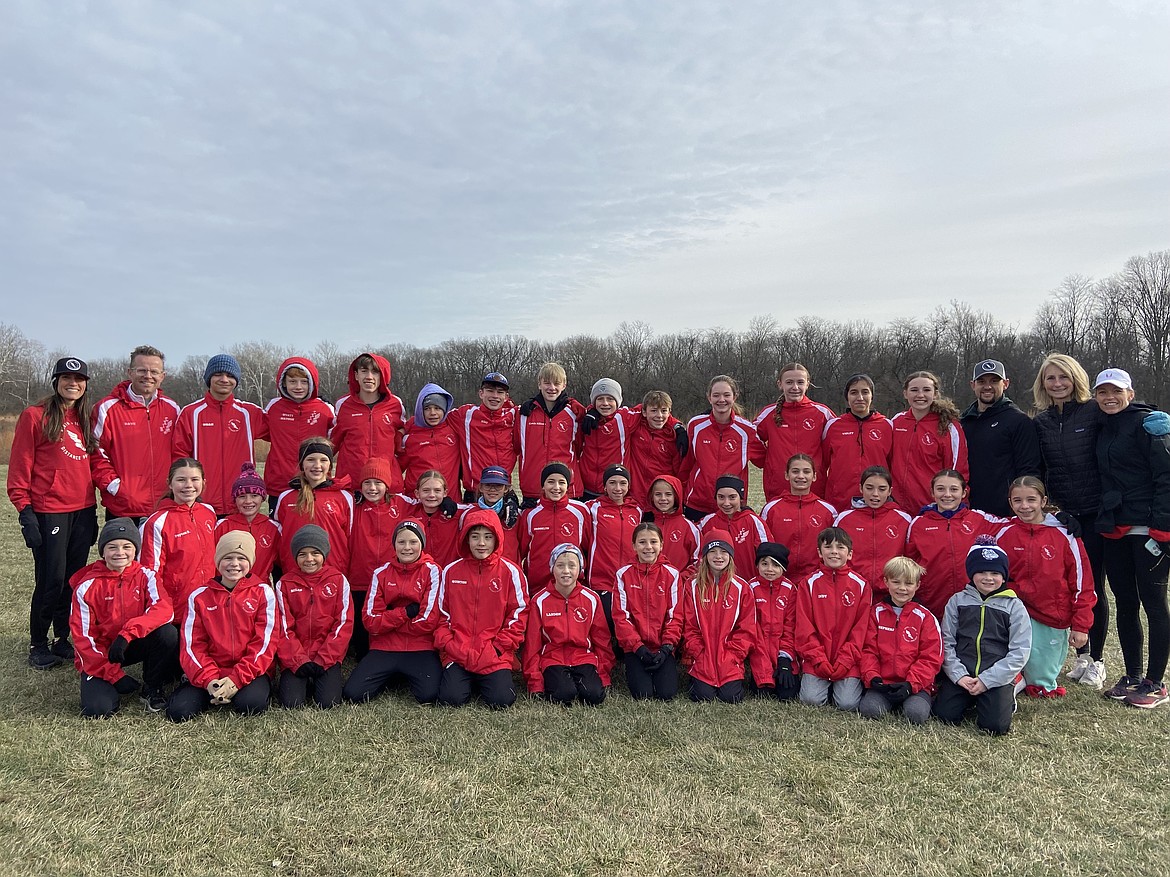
[1079,660,1107,690]
[1067,654,1092,681]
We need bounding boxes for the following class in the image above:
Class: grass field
[1,467,1168,877]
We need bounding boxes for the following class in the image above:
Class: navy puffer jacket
[1034,400,1102,516]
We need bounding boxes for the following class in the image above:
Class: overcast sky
[4,1,1168,362]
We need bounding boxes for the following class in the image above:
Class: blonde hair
[695,550,736,603]
[1032,353,1092,410]
[536,362,567,385]
[642,390,672,410]
[296,436,336,518]
[883,556,925,585]
[903,370,960,435]
[416,469,447,492]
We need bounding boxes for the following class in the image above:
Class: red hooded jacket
[585,496,642,593]
[140,499,218,605]
[92,383,182,517]
[859,599,944,694]
[7,404,95,513]
[820,412,894,511]
[420,508,529,674]
[263,357,337,496]
[459,502,522,564]
[679,571,756,687]
[794,564,872,680]
[364,554,443,652]
[643,475,700,573]
[514,392,586,498]
[612,559,683,652]
[519,496,591,593]
[747,573,800,684]
[906,506,1004,618]
[753,397,836,501]
[995,516,1096,632]
[70,560,174,683]
[522,580,613,692]
[450,400,517,494]
[761,494,838,583]
[179,575,278,689]
[400,383,461,497]
[680,413,765,514]
[275,567,353,670]
[890,410,969,514]
[172,392,268,516]
[833,503,912,595]
[214,514,281,584]
[330,353,405,492]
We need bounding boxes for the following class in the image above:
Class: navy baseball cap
[482,372,509,389]
[480,466,511,486]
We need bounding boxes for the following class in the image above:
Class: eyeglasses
[132,368,164,377]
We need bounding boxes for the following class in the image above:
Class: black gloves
[581,408,601,436]
[869,676,885,690]
[405,602,420,619]
[640,509,656,524]
[871,677,912,704]
[296,661,325,679]
[439,496,459,518]
[674,424,688,457]
[635,646,656,667]
[1054,510,1082,538]
[107,635,130,665]
[18,506,41,549]
[114,675,141,695]
[520,496,539,510]
[501,492,520,529]
[775,656,797,692]
[518,399,536,417]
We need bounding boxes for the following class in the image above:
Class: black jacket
[960,395,1042,517]
[1095,401,1170,534]
[1034,400,1102,516]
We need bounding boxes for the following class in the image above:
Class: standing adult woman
[6,357,98,669]
[1093,368,1170,709]
[1031,353,1108,688]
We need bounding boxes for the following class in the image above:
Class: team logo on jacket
[722,594,735,610]
[810,514,826,528]
[383,414,393,425]
[869,429,883,441]
[260,536,271,547]
[735,527,748,543]
[160,417,174,435]
[841,590,856,607]
[885,525,900,539]
[901,627,918,643]
[488,579,501,593]
[243,598,258,612]
[724,439,736,452]
[960,520,974,535]
[572,607,588,623]
[802,418,817,431]
[776,593,789,608]
[1042,545,1056,560]
[669,531,681,543]
[557,422,568,432]
[227,420,241,433]
[560,522,575,537]
[322,584,335,598]
[307,412,320,425]
[920,433,935,447]
[323,501,336,514]
[657,583,666,595]
[389,507,400,518]
[445,435,456,445]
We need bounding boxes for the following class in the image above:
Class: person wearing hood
[172,353,269,516]
[92,345,183,525]
[329,352,405,493]
[263,356,337,503]
[641,475,700,575]
[400,383,459,498]
[425,509,529,708]
[273,437,354,576]
[1092,368,1170,708]
[960,359,1042,517]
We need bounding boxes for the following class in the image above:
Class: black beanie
[715,475,746,499]
[755,541,790,569]
[541,462,573,485]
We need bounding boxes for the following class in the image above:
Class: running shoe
[1079,660,1107,690]
[1103,675,1142,700]
[1125,679,1169,710]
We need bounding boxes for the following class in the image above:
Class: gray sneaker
[1067,654,1091,681]
[1079,660,1107,690]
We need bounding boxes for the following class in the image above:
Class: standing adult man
[92,345,182,526]
[961,359,1042,517]
[173,354,268,516]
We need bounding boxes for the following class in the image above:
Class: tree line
[3,250,1168,420]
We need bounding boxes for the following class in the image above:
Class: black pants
[343,649,442,704]
[932,677,1015,736]
[438,664,515,708]
[78,624,181,718]
[348,591,370,659]
[279,665,343,709]
[623,653,679,700]
[1104,535,1170,681]
[1074,513,1109,660]
[166,676,271,722]
[29,507,97,644]
[543,664,605,706]
[749,678,799,702]
[689,676,745,703]
[596,590,623,662]
[682,505,707,523]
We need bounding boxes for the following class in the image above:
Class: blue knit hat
[966,536,1009,581]
[203,354,242,387]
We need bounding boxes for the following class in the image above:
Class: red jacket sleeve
[180,591,221,689]
[835,581,872,677]
[726,581,757,663]
[946,423,969,484]
[275,581,309,670]
[747,422,767,469]
[313,576,354,668]
[363,570,411,636]
[70,579,122,683]
[172,408,193,461]
[659,567,684,647]
[794,580,830,678]
[522,602,544,693]
[6,407,39,510]
[491,563,529,655]
[859,607,881,684]
[226,585,279,689]
[590,592,614,681]
[121,569,175,642]
[610,570,647,653]
[906,609,944,694]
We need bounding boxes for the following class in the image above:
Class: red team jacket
[747,573,800,685]
[273,484,355,578]
[578,408,639,496]
[69,560,174,683]
[995,516,1097,632]
[833,503,913,594]
[681,414,765,515]
[514,393,586,498]
[642,475,700,573]
[364,554,443,652]
[627,414,685,503]
[522,581,613,692]
[889,410,969,515]
[450,401,517,495]
[699,508,770,573]
[422,510,529,675]
[172,393,269,515]
[519,496,591,593]
[92,383,182,517]
[348,498,418,592]
[275,567,354,670]
[180,575,278,689]
[820,412,894,512]
[7,405,94,513]
[263,357,337,497]
[858,599,944,694]
[761,494,838,583]
[412,506,468,569]
[400,383,460,497]
[753,397,836,501]
[140,499,218,605]
[214,514,281,583]
[330,354,405,492]
[680,573,756,687]
[794,564,872,681]
[585,496,642,593]
[612,559,683,652]
[906,506,1004,618]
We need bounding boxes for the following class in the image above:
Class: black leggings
[343,649,441,704]
[1075,513,1109,660]
[29,508,97,644]
[1104,536,1170,682]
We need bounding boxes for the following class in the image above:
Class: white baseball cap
[1093,368,1133,390]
